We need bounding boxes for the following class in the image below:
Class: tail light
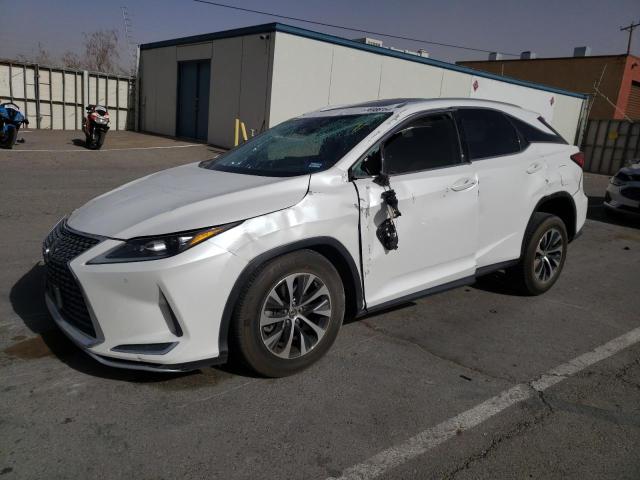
[570,151,585,169]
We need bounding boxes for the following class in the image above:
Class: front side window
[200,113,391,177]
[383,113,461,175]
[351,145,382,178]
[455,109,521,160]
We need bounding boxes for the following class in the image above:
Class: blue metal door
[177,60,210,140]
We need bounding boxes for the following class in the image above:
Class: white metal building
[138,23,588,148]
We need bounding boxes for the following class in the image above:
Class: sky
[1,0,639,68]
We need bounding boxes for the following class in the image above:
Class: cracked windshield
[202,113,391,177]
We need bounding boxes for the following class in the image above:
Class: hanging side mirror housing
[373,172,389,187]
[376,218,398,250]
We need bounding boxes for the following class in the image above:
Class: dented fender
[210,169,363,278]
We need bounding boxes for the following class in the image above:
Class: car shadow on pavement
[587,195,640,229]
[8,263,246,385]
[472,271,526,297]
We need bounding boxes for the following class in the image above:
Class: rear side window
[383,113,461,175]
[455,109,521,160]
[509,116,567,144]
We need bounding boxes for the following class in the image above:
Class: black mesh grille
[621,187,640,201]
[43,221,101,337]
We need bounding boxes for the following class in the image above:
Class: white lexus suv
[43,98,587,376]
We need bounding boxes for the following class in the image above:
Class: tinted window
[383,114,461,175]
[200,113,390,177]
[455,109,521,160]
[351,145,382,178]
[509,116,566,144]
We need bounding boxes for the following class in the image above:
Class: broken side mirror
[377,218,398,250]
[375,181,401,251]
[381,189,401,218]
[373,172,389,187]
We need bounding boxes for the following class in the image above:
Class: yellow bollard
[234,119,250,146]
[240,121,248,142]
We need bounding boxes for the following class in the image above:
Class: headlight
[88,223,240,264]
[94,117,109,124]
[611,172,630,186]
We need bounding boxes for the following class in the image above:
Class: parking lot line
[328,325,640,480]
[4,144,203,153]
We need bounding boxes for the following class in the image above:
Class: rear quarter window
[509,116,567,144]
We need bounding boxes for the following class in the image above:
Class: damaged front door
[352,112,479,308]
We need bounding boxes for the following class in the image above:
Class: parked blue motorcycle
[0,102,29,149]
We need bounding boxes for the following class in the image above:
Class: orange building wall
[459,55,633,119]
[615,56,640,119]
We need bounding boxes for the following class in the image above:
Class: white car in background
[605,161,640,215]
[42,98,588,377]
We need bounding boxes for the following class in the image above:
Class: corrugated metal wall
[0,60,135,130]
[582,119,640,175]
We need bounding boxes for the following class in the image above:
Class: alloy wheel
[533,227,564,283]
[260,273,332,359]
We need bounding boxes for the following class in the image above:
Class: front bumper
[604,183,640,214]
[45,234,248,372]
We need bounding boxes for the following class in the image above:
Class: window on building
[383,113,461,175]
[627,81,640,120]
[455,109,521,160]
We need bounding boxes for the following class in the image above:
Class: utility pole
[620,21,640,55]
[121,6,137,75]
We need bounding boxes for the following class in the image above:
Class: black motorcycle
[82,104,110,149]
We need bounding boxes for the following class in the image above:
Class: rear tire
[231,250,345,377]
[508,213,568,296]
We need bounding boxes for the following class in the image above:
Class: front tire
[509,213,568,295]
[85,132,94,149]
[95,131,106,150]
[4,125,17,148]
[231,250,345,377]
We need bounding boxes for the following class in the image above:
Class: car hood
[67,162,310,238]
[619,162,640,175]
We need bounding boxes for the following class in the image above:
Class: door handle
[449,177,477,192]
[527,162,543,174]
